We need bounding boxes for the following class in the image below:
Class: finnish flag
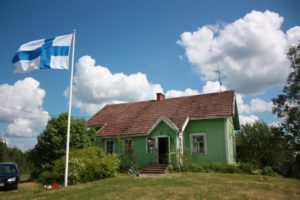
[12,34,73,73]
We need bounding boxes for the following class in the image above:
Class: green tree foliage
[0,137,7,162]
[0,136,31,173]
[236,121,299,177]
[44,147,119,185]
[272,43,300,147]
[27,113,96,177]
[237,121,287,167]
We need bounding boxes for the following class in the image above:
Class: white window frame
[146,137,156,154]
[105,140,114,154]
[190,133,207,154]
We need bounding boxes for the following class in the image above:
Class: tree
[236,121,293,169]
[272,43,300,147]
[27,113,96,177]
[0,136,8,162]
[0,136,32,172]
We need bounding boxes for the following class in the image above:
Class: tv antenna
[213,65,226,92]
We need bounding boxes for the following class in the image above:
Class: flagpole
[64,30,76,187]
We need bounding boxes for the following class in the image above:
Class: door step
[140,164,168,174]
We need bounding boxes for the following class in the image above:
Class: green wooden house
[88,90,240,167]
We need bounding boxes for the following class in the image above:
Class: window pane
[193,142,198,153]
[191,135,205,153]
[199,143,204,153]
[147,138,155,153]
[106,141,113,154]
[197,136,203,142]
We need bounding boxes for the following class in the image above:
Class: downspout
[178,131,183,171]
[179,117,189,170]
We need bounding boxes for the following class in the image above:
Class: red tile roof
[88,90,235,137]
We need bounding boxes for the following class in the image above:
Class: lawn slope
[1,173,299,200]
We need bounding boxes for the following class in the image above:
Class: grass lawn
[1,173,299,200]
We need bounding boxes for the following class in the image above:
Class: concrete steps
[140,164,168,174]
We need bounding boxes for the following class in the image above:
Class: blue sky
[0,0,299,151]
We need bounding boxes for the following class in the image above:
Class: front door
[158,137,169,164]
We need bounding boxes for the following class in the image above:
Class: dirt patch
[19,182,41,190]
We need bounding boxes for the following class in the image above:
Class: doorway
[158,137,169,164]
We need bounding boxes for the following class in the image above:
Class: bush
[291,154,300,178]
[237,162,257,174]
[44,147,119,185]
[262,166,277,176]
[38,170,54,184]
[180,162,259,175]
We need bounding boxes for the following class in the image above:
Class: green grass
[1,173,299,200]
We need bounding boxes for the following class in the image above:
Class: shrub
[47,147,119,185]
[262,166,277,176]
[180,162,259,175]
[237,162,257,174]
[38,170,54,184]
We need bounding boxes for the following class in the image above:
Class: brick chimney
[156,93,165,101]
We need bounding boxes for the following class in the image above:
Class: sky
[0,0,299,151]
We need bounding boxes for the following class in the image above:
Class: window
[106,140,114,154]
[147,137,155,153]
[124,139,132,154]
[190,133,206,154]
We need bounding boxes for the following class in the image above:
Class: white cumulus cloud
[248,98,273,113]
[202,81,226,94]
[286,26,300,47]
[68,56,163,116]
[165,88,199,98]
[0,78,49,137]
[235,94,272,114]
[178,10,300,94]
[239,114,259,125]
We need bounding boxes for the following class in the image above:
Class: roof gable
[147,116,179,135]
[88,90,237,137]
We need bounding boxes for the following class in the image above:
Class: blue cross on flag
[12,34,73,73]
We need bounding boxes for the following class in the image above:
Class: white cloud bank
[70,56,205,116]
[165,88,199,98]
[177,10,300,94]
[239,114,259,125]
[68,56,163,116]
[0,78,49,137]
